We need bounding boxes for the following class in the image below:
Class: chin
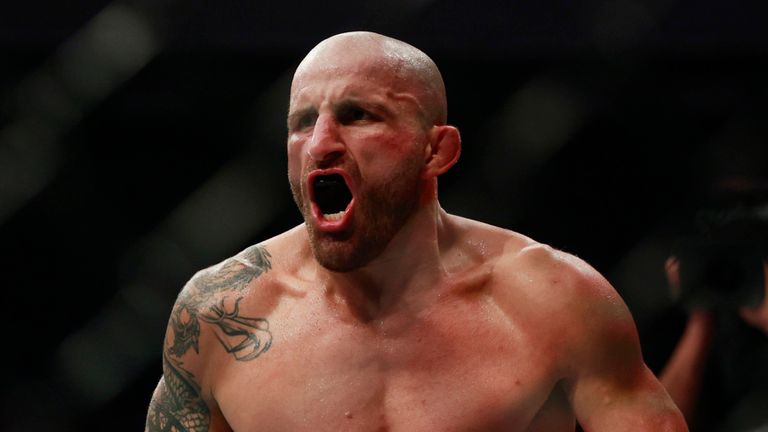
[308,222,401,273]
[308,235,371,272]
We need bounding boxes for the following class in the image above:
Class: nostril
[308,147,345,164]
[308,139,345,163]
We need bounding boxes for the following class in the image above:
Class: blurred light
[485,78,588,185]
[53,72,292,410]
[58,296,156,404]
[58,4,158,102]
[0,3,159,224]
[165,162,283,263]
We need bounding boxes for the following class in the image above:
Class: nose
[307,114,345,164]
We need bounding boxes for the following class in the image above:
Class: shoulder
[166,227,306,365]
[167,242,277,363]
[491,238,641,365]
[447,214,610,297]
[148,228,310,430]
[461,227,685,429]
[178,224,308,306]
[445,213,637,347]
[494,238,619,307]
[509,242,615,301]
[443,214,534,266]
[185,243,274,298]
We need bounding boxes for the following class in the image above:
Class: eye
[338,104,377,125]
[289,110,317,131]
[298,113,318,129]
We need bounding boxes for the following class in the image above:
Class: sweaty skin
[146,32,687,431]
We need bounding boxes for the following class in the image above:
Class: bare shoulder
[172,225,309,358]
[442,214,535,266]
[167,240,279,372]
[181,242,275,307]
[488,235,640,362]
[146,229,305,431]
[179,224,309,310]
[446,216,641,369]
[498,238,625,311]
[494,241,686,430]
[447,215,618,316]
[447,214,621,314]
[446,218,686,430]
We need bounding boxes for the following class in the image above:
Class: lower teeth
[324,211,345,221]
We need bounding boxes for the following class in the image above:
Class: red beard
[290,155,423,272]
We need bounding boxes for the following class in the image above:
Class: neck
[316,199,451,321]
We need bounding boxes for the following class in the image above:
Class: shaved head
[292,31,448,125]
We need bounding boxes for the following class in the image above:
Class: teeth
[323,211,346,221]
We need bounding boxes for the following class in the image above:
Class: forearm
[583,408,688,432]
[659,311,714,420]
[575,376,688,432]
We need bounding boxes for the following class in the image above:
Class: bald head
[292,31,448,125]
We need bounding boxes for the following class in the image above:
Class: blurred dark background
[1,0,767,430]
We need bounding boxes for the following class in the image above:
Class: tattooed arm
[146,354,212,432]
[145,288,218,432]
[145,245,274,432]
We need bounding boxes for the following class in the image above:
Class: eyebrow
[336,98,391,116]
[287,98,389,125]
[286,107,317,129]
[286,92,425,129]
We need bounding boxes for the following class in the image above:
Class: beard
[290,156,423,272]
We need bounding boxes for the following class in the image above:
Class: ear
[422,125,461,179]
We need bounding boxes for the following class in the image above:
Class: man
[662,257,768,430]
[146,31,687,431]
[660,182,768,431]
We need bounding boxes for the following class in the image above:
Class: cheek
[355,130,424,167]
[286,138,306,178]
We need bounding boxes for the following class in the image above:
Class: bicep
[145,354,212,432]
[145,279,216,432]
[145,248,274,431]
[569,363,686,431]
[564,283,687,431]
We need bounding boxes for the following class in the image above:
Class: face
[287,51,432,272]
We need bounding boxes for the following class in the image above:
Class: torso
[199,221,580,431]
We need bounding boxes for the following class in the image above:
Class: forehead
[290,46,420,106]
[291,70,398,107]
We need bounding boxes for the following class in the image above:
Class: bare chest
[213,297,571,432]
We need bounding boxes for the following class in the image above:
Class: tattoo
[169,305,201,357]
[147,245,273,431]
[146,354,210,432]
[201,297,272,361]
[170,244,273,360]
[193,244,272,297]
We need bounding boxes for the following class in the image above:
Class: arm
[658,311,715,421]
[145,302,219,432]
[145,244,274,431]
[737,260,768,335]
[657,256,716,421]
[146,353,214,432]
[563,267,688,431]
[659,260,768,421]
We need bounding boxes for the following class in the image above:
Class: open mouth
[312,173,353,222]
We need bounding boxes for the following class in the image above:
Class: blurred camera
[674,201,767,311]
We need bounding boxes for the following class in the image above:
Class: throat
[324,279,388,323]
[321,264,446,325]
